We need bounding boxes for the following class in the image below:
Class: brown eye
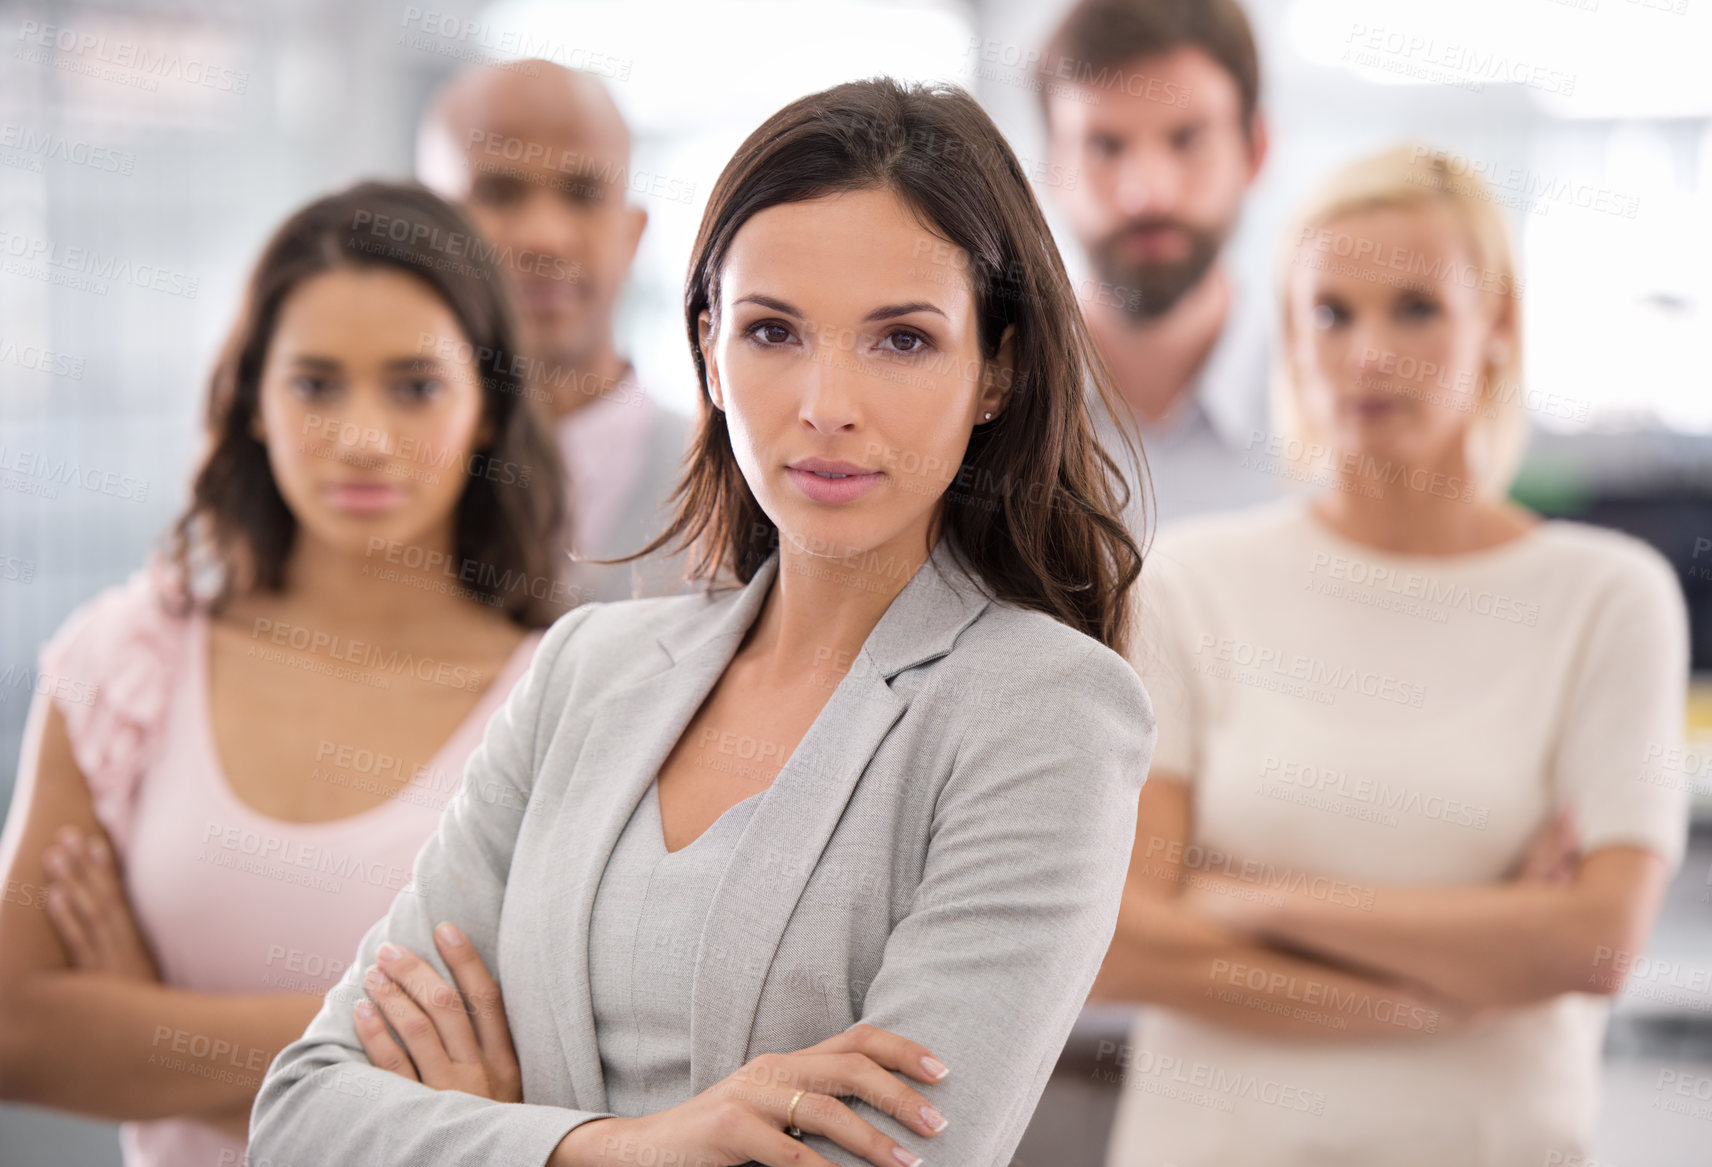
[1397,297,1441,323]
[748,322,793,345]
[882,329,928,354]
[395,377,444,403]
[472,176,522,207]
[1171,124,1202,152]
[290,374,337,399]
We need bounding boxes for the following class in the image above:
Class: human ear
[698,309,724,412]
[1245,109,1271,184]
[978,324,1017,422]
[622,204,648,270]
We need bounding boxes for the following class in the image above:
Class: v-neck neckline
[647,780,764,858]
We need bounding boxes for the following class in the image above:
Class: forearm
[252,1037,606,1167]
[1206,874,1620,1008]
[0,972,322,1121]
[1094,891,1465,1040]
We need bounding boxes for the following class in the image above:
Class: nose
[799,331,862,435]
[1114,143,1182,219]
[1334,318,1394,389]
[509,186,583,267]
[326,385,396,467]
[1351,320,1389,372]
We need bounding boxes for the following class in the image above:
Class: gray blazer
[249,533,1155,1166]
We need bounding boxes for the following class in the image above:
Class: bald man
[417,59,692,603]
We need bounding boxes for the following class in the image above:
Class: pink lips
[325,480,406,515]
[786,458,884,505]
[1348,397,1402,421]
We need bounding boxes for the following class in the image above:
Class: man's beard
[1090,218,1227,321]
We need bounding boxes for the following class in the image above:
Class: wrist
[550,1116,624,1167]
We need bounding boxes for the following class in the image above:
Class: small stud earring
[984,411,994,420]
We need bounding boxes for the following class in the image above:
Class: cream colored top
[1107,496,1689,1166]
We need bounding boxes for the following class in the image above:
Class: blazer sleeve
[817,639,1155,1166]
[248,604,612,1166]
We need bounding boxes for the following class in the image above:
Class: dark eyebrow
[731,294,948,323]
[733,294,802,317]
[863,300,946,323]
[287,356,444,372]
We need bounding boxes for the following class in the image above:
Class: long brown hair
[165,181,567,627]
[623,78,1148,654]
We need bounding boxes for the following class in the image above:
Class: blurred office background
[2,0,1710,1162]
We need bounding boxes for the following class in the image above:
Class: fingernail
[365,965,388,988]
[919,1104,947,1133]
[377,942,400,963]
[355,999,375,1019]
[920,1055,948,1081]
[891,1146,923,1167]
[436,923,464,947]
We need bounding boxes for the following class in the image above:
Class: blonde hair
[1272,143,1528,498]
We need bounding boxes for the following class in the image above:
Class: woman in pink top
[0,181,569,1167]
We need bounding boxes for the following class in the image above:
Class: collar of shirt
[555,365,657,553]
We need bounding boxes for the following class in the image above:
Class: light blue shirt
[1091,278,1289,538]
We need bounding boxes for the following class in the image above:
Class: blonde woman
[1095,145,1688,1165]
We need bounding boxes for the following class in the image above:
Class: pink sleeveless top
[36,559,543,1167]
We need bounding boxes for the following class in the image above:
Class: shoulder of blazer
[951,598,1153,727]
[537,582,747,686]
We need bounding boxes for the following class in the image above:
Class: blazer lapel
[543,559,778,1113]
[688,533,993,1090]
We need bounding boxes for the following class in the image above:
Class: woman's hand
[552,1023,948,1167]
[40,825,161,981]
[353,922,522,1103]
[1510,806,1580,886]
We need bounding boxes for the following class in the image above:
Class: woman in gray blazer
[250,77,1157,1167]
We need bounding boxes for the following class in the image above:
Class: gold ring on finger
[785,1087,807,1138]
